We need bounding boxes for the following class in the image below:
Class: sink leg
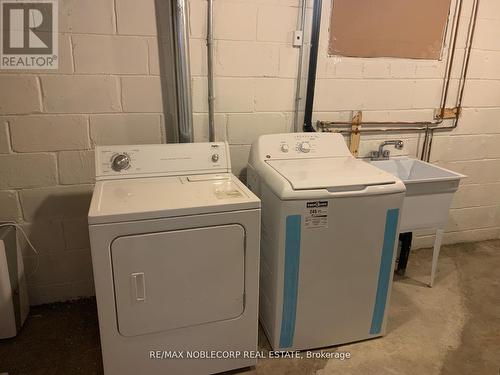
[429,229,444,287]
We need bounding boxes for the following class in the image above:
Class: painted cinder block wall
[0,0,170,305]
[187,0,500,248]
[0,0,498,304]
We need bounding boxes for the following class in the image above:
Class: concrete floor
[1,240,499,375]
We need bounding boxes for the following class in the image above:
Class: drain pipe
[172,0,194,143]
[303,0,322,132]
[207,0,216,141]
[293,0,308,133]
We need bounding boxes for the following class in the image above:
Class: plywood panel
[329,0,452,60]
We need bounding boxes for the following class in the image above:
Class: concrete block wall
[188,0,302,169]
[0,0,168,305]
[188,0,500,248]
[0,0,499,304]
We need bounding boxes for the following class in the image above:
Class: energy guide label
[305,201,329,229]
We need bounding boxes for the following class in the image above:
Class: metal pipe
[207,0,216,141]
[303,0,322,132]
[438,0,464,114]
[415,0,477,162]
[426,129,435,162]
[318,0,480,135]
[172,0,194,143]
[319,120,435,126]
[420,0,479,133]
[293,0,308,133]
[321,125,430,134]
[446,0,480,129]
[420,125,430,161]
[318,0,465,130]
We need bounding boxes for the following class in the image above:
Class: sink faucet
[370,140,404,160]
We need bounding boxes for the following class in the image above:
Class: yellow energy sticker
[305,201,329,229]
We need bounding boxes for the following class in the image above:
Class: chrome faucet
[370,140,404,160]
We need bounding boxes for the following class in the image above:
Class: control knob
[111,153,131,172]
[299,142,311,153]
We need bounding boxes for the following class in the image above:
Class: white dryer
[247,133,406,351]
[88,142,260,375]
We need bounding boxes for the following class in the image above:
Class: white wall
[0,0,498,304]
[0,0,168,304]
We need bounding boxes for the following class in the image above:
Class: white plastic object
[369,157,465,232]
[0,226,30,339]
[293,30,303,47]
[370,157,465,287]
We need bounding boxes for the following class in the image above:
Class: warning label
[305,201,329,229]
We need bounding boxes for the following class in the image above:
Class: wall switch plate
[293,30,303,47]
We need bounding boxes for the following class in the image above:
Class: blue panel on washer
[279,215,301,348]
[370,208,399,335]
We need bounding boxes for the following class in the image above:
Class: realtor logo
[1,0,58,69]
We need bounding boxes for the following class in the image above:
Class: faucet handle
[382,150,390,158]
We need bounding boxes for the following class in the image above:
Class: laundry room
[0,0,499,374]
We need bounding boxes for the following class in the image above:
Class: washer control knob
[299,142,311,153]
[280,144,289,153]
[111,153,130,172]
[212,153,220,162]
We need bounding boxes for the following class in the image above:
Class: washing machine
[88,142,260,375]
[247,133,406,351]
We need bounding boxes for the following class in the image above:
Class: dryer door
[111,224,245,337]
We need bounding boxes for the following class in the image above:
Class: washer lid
[267,157,398,191]
[88,173,260,224]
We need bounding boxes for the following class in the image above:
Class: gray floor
[1,240,499,375]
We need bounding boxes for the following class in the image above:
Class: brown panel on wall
[329,0,452,60]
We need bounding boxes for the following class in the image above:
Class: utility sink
[369,157,466,232]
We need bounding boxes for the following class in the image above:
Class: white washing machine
[88,142,260,375]
[247,133,406,351]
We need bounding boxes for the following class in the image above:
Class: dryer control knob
[212,153,220,162]
[280,144,289,153]
[299,142,311,153]
[111,153,131,172]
